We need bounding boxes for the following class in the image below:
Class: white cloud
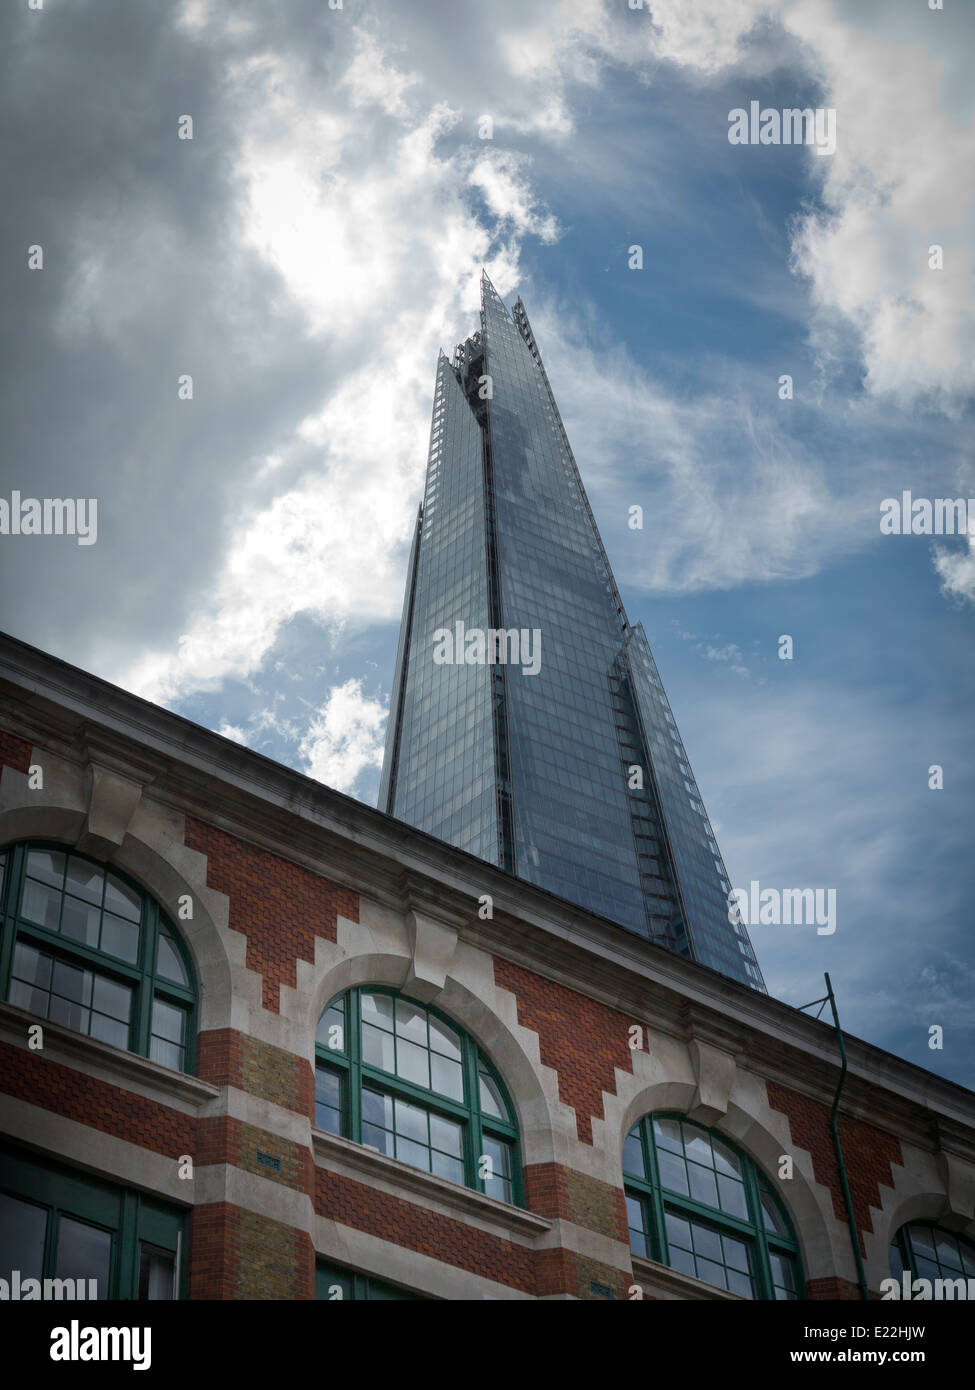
[117,33,558,705]
[299,679,387,791]
[934,525,975,606]
[216,721,247,743]
[699,643,751,678]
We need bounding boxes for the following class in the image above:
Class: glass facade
[381,273,765,990]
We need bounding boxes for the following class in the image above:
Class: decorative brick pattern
[766,1080,903,1252]
[535,1248,628,1300]
[314,1164,535,1294]
[236,1209,314,1300]
[0,1039,196,1157]
[197,1029,315,1116]
[198,1116,314,1194]
[524,1162,629,1243]
[493,956,634,1143]
[184,817,359,1013]
[0,730,32,775]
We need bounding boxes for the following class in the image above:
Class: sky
[1,0,973,1085]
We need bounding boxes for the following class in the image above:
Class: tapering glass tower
[380,274,765,991]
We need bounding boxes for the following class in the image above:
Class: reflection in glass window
[623,1113,803,1300]
[314,987,520,1206]
[0,843,196,1072]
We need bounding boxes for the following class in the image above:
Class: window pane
[25,849,65,888]
[94,975,132,1023]
[150,929,179,984]
[361,1122,393,1156]
[430,1052,463,1101]
[0,1192,47,1281]
[394,998,427,1045]
[316,1002,345,1052]
[52,960,93,1007]
[770,1252,795,1291]
[150,998,182,1043]
[722,1235,750,1273]
[360,992,394,1031]
[150,1037,182,1070]
[21,879,62,930]
[622,1131,645,1178]
[61,896,100,947]
[711,1138,742,1179]
[688,1162,718,1208]
[104,874,141,922]
[478,1071,506,1120]
[665,1212,692,1252]
[761,1189,787,1234]
[430,1112,463,1158]
[101,913,140,964]
[361,1089,394,1130]
[657,1150,689,1196]
[428,1017,462,1061]
[909,1225,936,1262]
[693,1225,722,1262]
[314,1067,342,1134]
[935,1231,962,1272]
[138,1244,175,1300]
[432,1151,465,1186]
[394,1098,428,1146]
[396,1137,431,1173]
[362,1023,395,1072]
[653,1117,683,1153]
[66,858,104,906]
[11,941,51,989]
[717,1173,749,1219]
[683,1124,712,1166]
[55,1217,112,1296]
[696,1257,726,1288]
[92,1013,130,1050]
[396,1038,430,1089]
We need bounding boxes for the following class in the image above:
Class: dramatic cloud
[299,679,388,792]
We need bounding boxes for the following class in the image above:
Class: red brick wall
[197,1028,315,1116]
[767,1079,903,1252]
[184,817,359,1012]
[0,1039,197,1156]
[314,1164,536,1294]
[0,730,32,775]
[493,956,634,1143]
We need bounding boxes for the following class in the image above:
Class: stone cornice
[1,631,974,1149]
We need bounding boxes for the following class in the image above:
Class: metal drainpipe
[823,972,870,1300]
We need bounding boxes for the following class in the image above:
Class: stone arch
[304,948,557,1166]
[610,1072,848,1284]
[0,803,235,1035]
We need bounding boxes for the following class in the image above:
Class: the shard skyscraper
[380,274,765,991]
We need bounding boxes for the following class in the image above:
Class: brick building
[1,629,974,1301]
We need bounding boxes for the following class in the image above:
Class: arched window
[890,1222,975,1289]
[315,987,520,1206]
[0,842,196,1073]
[623,1113,803,1299]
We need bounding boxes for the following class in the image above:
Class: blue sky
[1,0,973,1083]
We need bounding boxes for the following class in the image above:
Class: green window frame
[623,1112,804,1300]
[315,1258,428,1301]
[315,986,522,1206]
[890,1222,975,1287]
[0,1144,186,1299]
[0,842,197,1073]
